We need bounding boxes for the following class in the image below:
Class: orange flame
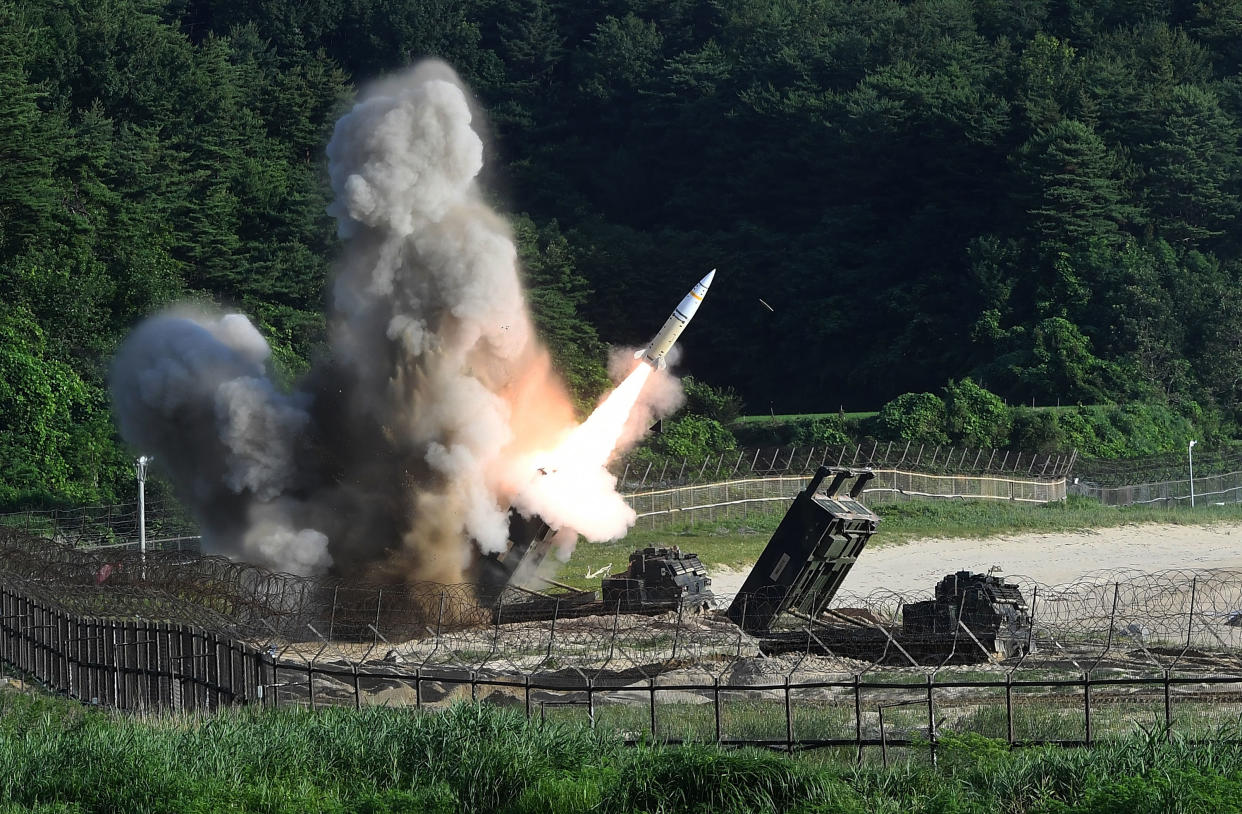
[541,362,652,472]
[508,361,653,541]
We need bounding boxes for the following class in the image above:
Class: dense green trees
[6,0,1242,505]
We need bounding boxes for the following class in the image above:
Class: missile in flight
[635,269,716,370]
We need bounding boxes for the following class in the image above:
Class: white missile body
[636,269,716,370]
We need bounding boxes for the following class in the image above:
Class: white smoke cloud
[326,78,482,239]
[241,501,332,575]
[111,61,684,585]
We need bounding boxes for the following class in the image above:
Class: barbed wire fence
[0,445,1074,547]
[614,443,1076,490]
[6,529,1242,757]
[8,440,1242,553]
[616,444,1071,528]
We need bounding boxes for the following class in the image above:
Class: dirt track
[709,521,1242,595]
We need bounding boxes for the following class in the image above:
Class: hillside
[4,0,1242,504]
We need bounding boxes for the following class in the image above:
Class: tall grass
[5,690,1242,813]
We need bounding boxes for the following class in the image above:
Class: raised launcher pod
[902,572,1033,659]
[475,508,560,608]
[601,547,713,613]
[726,466,878,634]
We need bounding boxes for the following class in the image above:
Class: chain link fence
[1070,471,1242,507]
[627,470,1068,528]
[0,444,1074,547]
[614,443,1076,490]
[1071,446,1242,507]
[0,498,200,551]
[6,529,1242,756]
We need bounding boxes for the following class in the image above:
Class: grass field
[732,405,1089,426]
[554,496,1242,588]
[4,686,1242,813]
[733,412,879,425]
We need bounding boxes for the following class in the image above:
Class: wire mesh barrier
[626,471,1068,528]
[0,498,201,551]
[5,529,1242,755]
[1070,470,1242,507]
[615,444,1076,490]
[0,445,1070,547]
[1074,447,1242,488]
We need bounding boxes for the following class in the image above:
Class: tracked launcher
[478,466,1031,663]
[475,509,714,623]
[727,466,878,631]
[729,466,1033,664]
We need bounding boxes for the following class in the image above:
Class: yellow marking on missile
[689,291,703,301]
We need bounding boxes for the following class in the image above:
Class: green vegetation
[728,394,1203,461]
[7,0,1242,506]
[560,497,1242,586]
[5,689,1242,813]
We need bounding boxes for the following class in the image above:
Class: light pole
[135,455,151,562]
[1188,440,1197,508]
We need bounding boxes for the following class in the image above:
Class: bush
[1058,404,1194,458]
[790,416,850,447]
[655,415,737,461]
[944,378,1012,447]
[682,377,744,424]
[875,392,950,445]
[1009,408,1067,453]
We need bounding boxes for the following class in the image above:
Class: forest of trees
[3,0,1242,505]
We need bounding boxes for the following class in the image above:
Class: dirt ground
[709,521,1242,596]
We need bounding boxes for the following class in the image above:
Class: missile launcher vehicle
[901,571,1033,658]
[601,547,713,613]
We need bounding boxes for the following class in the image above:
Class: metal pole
[1189,440,1197,507]
[135,456,151,566]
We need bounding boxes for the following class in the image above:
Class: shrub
[682,377,744,424]
[1010,408,1067,453]
[944,378,1012,447]
[790,416,851,447]
[875,392,949,445]
[655,415,737,461]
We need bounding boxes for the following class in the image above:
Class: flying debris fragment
[635,269,715,370]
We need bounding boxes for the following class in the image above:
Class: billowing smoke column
[110,62,680,583]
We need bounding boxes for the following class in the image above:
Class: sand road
[709,521,1242,595]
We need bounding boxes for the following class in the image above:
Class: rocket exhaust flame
[540,363,653,472]
[508,361,653,546]
[509,265,718,549]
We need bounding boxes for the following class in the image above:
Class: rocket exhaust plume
[110,61,682,583]
[511,270,716,546]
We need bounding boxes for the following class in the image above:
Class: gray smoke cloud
[110,62,678,582]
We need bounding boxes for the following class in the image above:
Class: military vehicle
[902,571,1033,658]
[601,546,713,612]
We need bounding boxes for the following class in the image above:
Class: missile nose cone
[700,269,716,289]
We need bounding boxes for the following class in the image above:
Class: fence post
[649,678,657,741]
[329,586,339,640]
[1083,670,1091,745]
[1005,673,1014,746]
[671,602,683,662]
[112,625,122,708]
[714,675,722,744]
[1164,668,1172,739]
[784,676,793,753]
[854,674,863,764]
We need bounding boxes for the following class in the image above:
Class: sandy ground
[709,521,1242,596]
